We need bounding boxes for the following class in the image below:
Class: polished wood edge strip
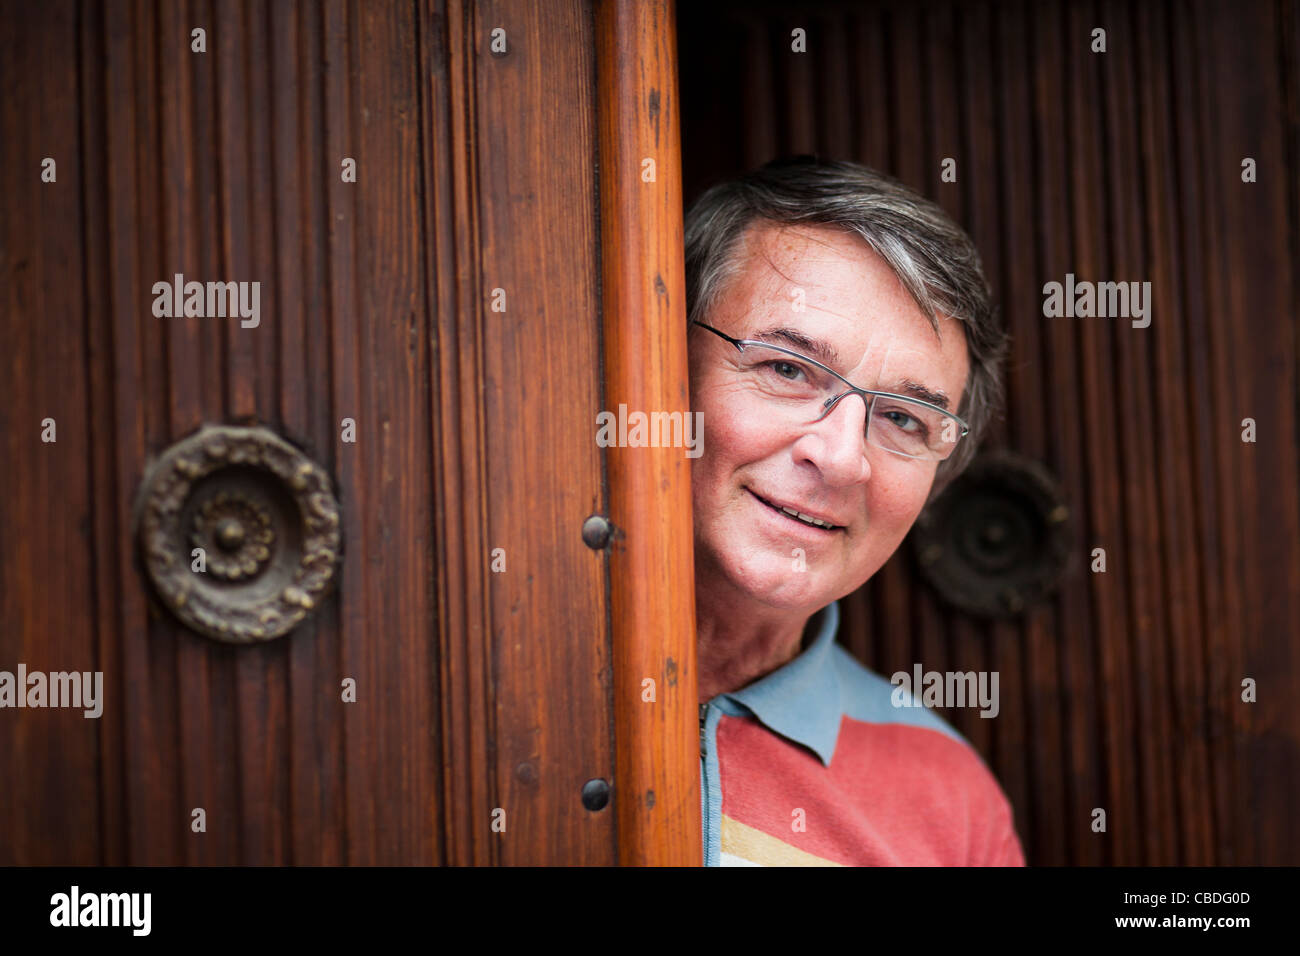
[595,0,701,866]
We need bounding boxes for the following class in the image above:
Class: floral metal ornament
[133,425,342,643]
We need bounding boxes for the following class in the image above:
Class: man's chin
[716,559,833,609]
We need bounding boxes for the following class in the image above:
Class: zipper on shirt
[699,700,710,866]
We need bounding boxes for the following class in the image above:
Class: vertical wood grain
[595,0,702,866]
[2,0,616,866]
[677,0,1300,865]
[0,0,100,865]
[466,0,615,866]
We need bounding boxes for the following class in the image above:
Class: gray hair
[683,156,1009,495]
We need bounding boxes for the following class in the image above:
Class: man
[685,156,1025,866]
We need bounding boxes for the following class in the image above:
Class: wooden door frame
[595,0,701,866]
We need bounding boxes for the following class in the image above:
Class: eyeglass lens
[731,343,960,460]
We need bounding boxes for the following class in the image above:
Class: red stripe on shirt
[717,713,1026,866]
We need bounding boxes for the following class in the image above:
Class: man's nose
[796,392,872,485]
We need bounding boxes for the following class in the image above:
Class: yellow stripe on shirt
[720,813,845,867]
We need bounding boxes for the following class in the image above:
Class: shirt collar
[723,600,843,767]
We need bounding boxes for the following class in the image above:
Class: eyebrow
[750,326,842,367]
[748,326,952,411]
[892,378,952,411]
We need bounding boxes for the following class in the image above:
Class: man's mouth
[747,488,845,532]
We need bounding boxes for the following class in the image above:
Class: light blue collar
[722,601,842,767]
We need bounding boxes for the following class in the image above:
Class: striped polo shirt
[699,600,1026,866]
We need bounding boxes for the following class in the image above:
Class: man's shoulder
[828,642,970,748]
[828,643,1021,840]
[821,641,1026,865]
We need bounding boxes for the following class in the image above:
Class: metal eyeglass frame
[690,320,970,458]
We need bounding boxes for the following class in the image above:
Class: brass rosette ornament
[909,451,1071,619]
[133,425,342,643]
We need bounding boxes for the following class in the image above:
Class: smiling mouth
[747,488,845,532]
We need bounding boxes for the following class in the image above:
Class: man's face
[689,221,971,612]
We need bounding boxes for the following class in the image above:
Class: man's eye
[883,409,923,433]
[764,360,806,381]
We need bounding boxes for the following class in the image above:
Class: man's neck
[695,594,823,704]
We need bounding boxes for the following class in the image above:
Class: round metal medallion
[909,451,1071,619]
[133,425,342,643]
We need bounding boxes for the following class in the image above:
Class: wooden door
[1,0,697,866]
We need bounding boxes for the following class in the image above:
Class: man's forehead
[734,222,853,285]
[727,223,933,335]
[736,222,923,321]
[723,221,969,406]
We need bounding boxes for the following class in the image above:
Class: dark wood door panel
[678,0,1300,865]
[0,0,617,866]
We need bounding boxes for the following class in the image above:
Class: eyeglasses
[691,321,969,462]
